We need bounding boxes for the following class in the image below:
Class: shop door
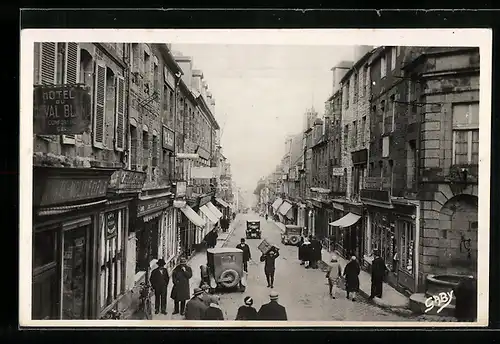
[61,223,89,319]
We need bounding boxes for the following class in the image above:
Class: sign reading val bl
[33,85,91,135]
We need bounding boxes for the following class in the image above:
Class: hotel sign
[138,197,171,217]
[176,181,187,197]
[108,169,146,194]
[360,189,391,205]
[332,167,344,176]
[33,85,91,135]
[163,125,175,151]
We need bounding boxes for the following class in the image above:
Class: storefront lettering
[108,170,146,192]
[106,212,117,237]
[138,198,170,216]
[424,291,454,314]
[40,178,108,206]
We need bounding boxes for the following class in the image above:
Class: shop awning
[214,197,230,208]
[180,205,205,227]
[200,205,219,224]
[272,197,283,210]
[329,212,361,228]
[206,202,223,219]
[278,201,293,217]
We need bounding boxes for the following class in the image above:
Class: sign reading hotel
[33,85,91,135]
[163,125,175,151]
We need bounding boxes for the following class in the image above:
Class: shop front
[329,207,363,260]
[296,202,307,228]
[32,166,115,320]
[277,200,294,225]
[178,198,205,257]
[360,188,418,293]
[271,197,283,220]
[214,197,231,219]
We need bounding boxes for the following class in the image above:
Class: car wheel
[289,236,300,245]
[219,269,240,288]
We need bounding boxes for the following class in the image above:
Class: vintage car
[246,220,262,239]
[281,225,303,246]
[200,248,247,293]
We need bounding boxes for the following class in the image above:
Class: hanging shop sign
[351,149,368,165]
[332,167,344,176]
[33,85,91,135]
[108,169,146,194]
[162,125,175,151]
[173,199,187,208]
[137,197,171,217]
[199,195,212,207]
[34,167,113,208]
[175,181,187,197]
[196,146,211,161]
[106,211,118,239]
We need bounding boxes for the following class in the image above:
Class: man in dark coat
[149,258,170,315]
[235,296,258,320]
[236,238,252,273]
[207,229,218,248]
[343,256,361,301]
[184,288,208,320]
[298,236,305,265]
[260,248,280,288]
[369,250,387,299]
[202,295,225,320]
[309,235,322,269]
[170,257,193,315]
[257,291,287,320]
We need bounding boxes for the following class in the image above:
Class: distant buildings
[256,45,480,295]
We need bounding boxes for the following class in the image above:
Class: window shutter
[114,75,126,151]
[61,43,81,144]
[40,42,57,85]
[63,42,80,84]
[93,61,107,148]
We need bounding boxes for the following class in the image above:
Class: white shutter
[40,42,57,85]
[93,61,107,148]
[114,76,126,151]
[61,42,81,144]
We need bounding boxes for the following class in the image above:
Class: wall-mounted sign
[176,181,187,197]
[106,211,117,238]
[162,125,175,151]
[351,149,368,165]
[332,167,344,176]
[360,189,391,205]
[33,85,91,135]
[108,169,146,194]
[138,197,171,217]
[196,147,211,161]
[173,199,186,208]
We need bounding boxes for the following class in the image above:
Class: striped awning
[329,212,361,228]
[180,205,205,227]
[200,205,218,224]
[278,201,293,217]
[206,202,223,219]
[214,198,230,208]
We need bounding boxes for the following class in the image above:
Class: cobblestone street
[215,213,407,321]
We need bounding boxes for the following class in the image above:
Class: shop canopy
[278,201,293,218]
[180,205,205,227]
[200,205,219,224]
[329,212,361,228]
[272,197,284,211]
[206,202,223,219]
[214,197,230,208]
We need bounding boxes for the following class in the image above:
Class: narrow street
[216,212,407,321]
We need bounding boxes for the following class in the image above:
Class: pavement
[151,214,242,321]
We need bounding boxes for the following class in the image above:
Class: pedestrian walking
[303,236,312,268]
[257,291,288,320]
[235,296,258,320]
[298,236,305,265]
[202,295,225,320]
[184,288,208,320]
[309,235,322,269]
[149,258,170,315]
[208,228,218,248]
[170,257,193,315]
[343,256,360,301]
[236,238,252,273]
[260,248,280,288]
[369,249,388,299]
[265,214,268,221]
[326,255,342,299]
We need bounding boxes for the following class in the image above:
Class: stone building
[404,47,480,291]
[333,46,373,259]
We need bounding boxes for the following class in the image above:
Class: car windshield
[287,227,301,235]
[220,254,236,264]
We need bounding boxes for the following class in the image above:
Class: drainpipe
[173,72,182,181]
[414,201,421,293]
[125,44,132,170]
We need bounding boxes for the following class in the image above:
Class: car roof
[207,248,243,254]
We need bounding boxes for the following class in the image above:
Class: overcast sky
[173,44,355,194]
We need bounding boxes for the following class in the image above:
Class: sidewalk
[318,249,412,316]
[151,214,242,320]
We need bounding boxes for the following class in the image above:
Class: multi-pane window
[452,103,479,165]
[345,81,350,109]
[344,125,349,150]
[143,131,150,171]
[361,116,366,145]
[130,125,138,170]
[399,221,414,274]
[152,135,159,168]
[380,100,386,134]
[352,120,358,148]
[99,209,126,310]
[391,47,397,70]
[406,140,417,189]
[353,73,359,103]
[390,94,396,132]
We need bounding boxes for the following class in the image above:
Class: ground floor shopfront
[328,200,364,260]
[31,166,136,320]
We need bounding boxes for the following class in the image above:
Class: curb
[318,259,415,318]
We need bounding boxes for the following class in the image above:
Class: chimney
[173,54,193,88]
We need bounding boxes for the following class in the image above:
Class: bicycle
[137,282,153,320]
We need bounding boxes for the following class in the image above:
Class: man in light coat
[184,288,208,320]
[325,255,342,299]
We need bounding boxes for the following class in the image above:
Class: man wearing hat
[184,287,208,320]
[259,248,280,288]
[150,258,170,314]
[369,249,388,299]
[199,284,215,307]
[257,291,287,321]
[236,238,252,273]
[170,257,193,315]
[235,296,258,320]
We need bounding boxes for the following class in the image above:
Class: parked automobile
[246,220,262,239]
[201,248,247,293]
[281,225,303,246]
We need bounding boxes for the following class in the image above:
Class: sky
[173,44,355,194]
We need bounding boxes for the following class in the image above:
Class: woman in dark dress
[235,296,258,320]
[343,256,361,301]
